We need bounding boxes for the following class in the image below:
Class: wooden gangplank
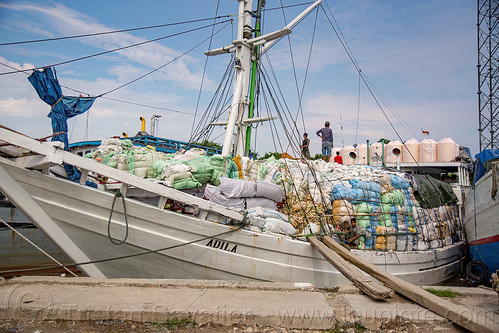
[322,235,498,333]
[308,236,393,300]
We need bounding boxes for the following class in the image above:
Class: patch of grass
[425,288,458,298]
[352,321,367,332]
[330,321,367,332]
[152,316,195,330]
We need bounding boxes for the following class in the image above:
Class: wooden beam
[0,164,106,278]
[13,154,63,170]
[322,236,499,333]
[308,236,393,300]
[0,126,244,222]
[79,169,89,185]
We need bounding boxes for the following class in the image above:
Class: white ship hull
[0,155,463,287]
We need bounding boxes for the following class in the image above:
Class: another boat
[0,0,466,286]
[463,149,499,283]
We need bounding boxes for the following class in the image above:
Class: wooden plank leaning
[308,236,393,300]
[322,235,498,333]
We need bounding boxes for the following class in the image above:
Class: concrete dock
[0,276,498,332]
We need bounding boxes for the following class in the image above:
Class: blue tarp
[28,67,96,149]
[473,149,499,185]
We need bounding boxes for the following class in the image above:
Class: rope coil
[107,189,129,245]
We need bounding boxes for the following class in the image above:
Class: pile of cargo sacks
[88,139,461,252]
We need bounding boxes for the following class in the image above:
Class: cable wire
[0,223,243,276]
[100,21,231,96]
[0,20,232,76]
[0,16,235,47]
[0,217,78,277]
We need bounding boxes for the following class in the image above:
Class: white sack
[161,163,193,179]
[246,197,276,210]
[219,177,257,198]
[262,217,296,236]
[204,184,245,209]
[256,181,284,202]
[247,207,288,222]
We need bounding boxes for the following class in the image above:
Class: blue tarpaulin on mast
[28,67,96,149]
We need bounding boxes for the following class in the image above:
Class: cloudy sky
[0,0,478,156]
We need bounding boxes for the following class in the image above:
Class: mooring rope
[0,217,78,277]
[0,220,244,276]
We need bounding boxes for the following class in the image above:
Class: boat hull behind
[463,165,499,279]
[0,158,463,286]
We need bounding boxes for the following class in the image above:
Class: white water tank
[385,140,403,163]
[437,138,459,162]
[402,138,419,162]
[342,145,356,165]
[355,144,368,165]
[419,138,437,162]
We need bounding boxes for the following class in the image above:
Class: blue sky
[0,1,478,156]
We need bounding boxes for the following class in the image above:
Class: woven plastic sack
[256,181,284,202]
[246,197,276,210]
[262,217,296,236]
[219,177,257,198]
[204,184,245,209]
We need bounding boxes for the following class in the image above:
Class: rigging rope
[0,20,232,76]
[280,0,306,133]
[355,69,361,144]
[189,0,223,140]
[100,21,231,97]
[0,16,236,47]
[320,2,444,196]
[0,217,78,277]
[189,57,235,144]
[296,7,319,133]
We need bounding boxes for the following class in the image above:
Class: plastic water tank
[402,138,419,162]
[385,140,403,163]
[355,144,368,165]
[342,145,356,165]
[437,138,459,162]
[419,138,437,162]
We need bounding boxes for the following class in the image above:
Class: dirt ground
[0,318,465,333]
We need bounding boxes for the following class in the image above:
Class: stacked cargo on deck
[86,139,462,250]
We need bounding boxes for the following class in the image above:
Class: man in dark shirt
[345,218,363,248]
[316,121,333,162]
[300,133,310,160]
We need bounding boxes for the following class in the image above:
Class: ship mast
[206,0,323,157]
[245,0,265,156]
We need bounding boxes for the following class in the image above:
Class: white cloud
[1,2,215,91]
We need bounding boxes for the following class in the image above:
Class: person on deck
[300,133,311,160]
[334,151,343,164]
[345,218,363,248]
[316,121,333,162]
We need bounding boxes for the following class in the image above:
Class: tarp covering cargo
[411,174,458,208]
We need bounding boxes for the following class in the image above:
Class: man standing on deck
[300,133,311,160]
[316,121,333,162]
